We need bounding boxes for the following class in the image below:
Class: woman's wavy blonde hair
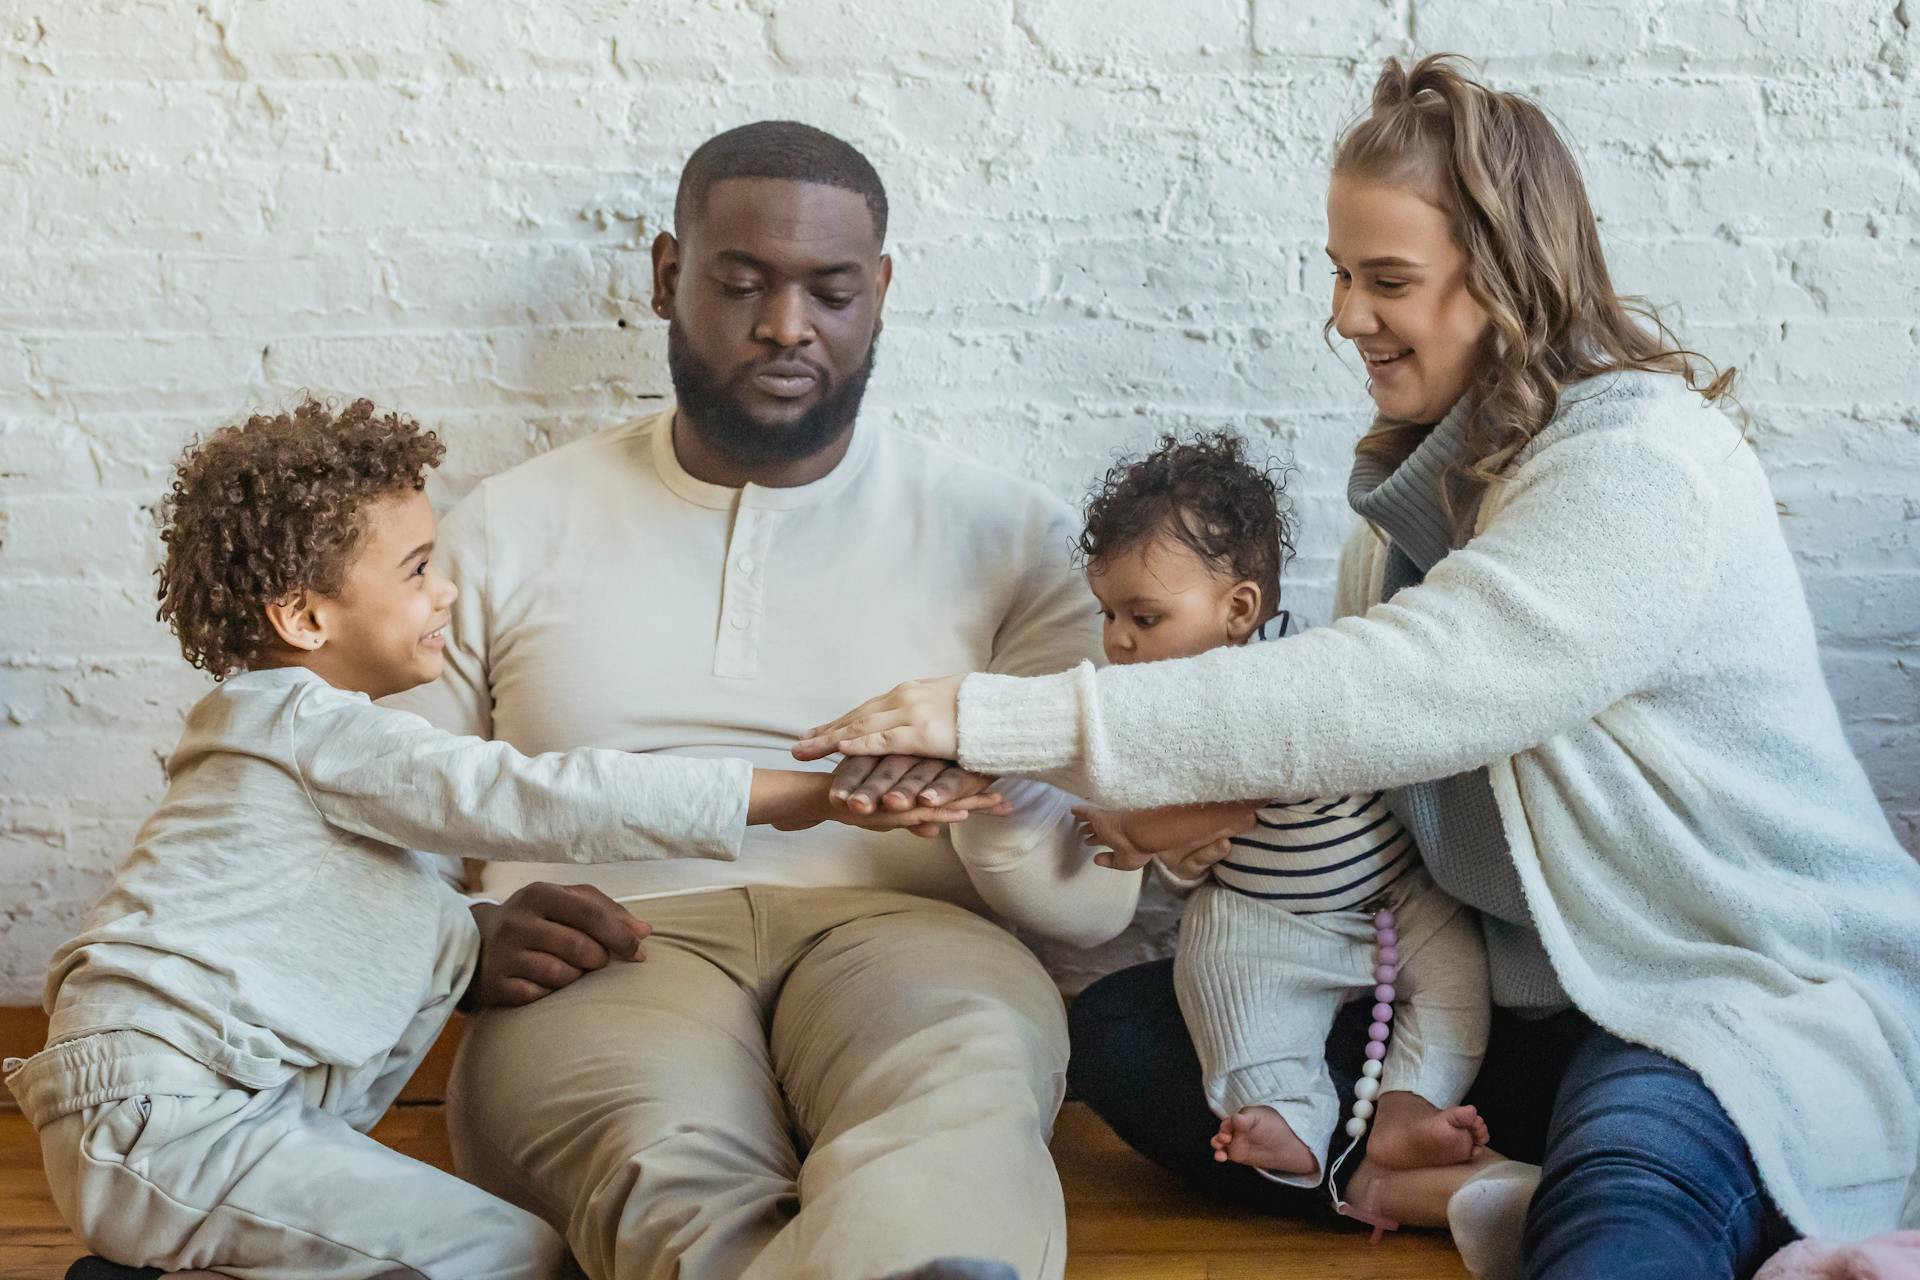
[1334,54,1734,525]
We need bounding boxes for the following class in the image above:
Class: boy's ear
[264,590,327,653]
[1223,580,1264,643]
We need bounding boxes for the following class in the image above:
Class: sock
[1446,1160,1541,1280]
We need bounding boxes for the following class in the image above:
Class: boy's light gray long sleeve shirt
[44,667,750,1088]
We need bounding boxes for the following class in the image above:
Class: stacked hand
[792,675,964,763]
[753,765,1007,838]
[825,754,1009,837]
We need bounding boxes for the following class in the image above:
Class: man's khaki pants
[446,886,1070,1280]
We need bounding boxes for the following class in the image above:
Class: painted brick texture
[2,0,1915,1000]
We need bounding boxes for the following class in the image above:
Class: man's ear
[265,590,327,653]
[1223,581,1264,643]
[650,230,680,319]
[872,252,893,337]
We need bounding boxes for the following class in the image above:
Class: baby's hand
[1074,806,1155,872]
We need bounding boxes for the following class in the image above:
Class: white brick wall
[2,0,1915,1002]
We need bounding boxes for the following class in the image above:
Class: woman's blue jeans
[1066,959,1796,1279]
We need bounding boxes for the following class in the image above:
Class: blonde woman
[795,56,1920,1279]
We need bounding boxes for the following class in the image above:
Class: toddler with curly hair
[6,398,1000,1280]
[1070,431,1495,1214]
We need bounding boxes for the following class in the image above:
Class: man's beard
[667,321,879,469]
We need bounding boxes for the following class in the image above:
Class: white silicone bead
[1346,1116,1368,1138]
[1354,1076,1380,1101]
[1352,1098,1375,1120]
[1362,1059,1383,1079]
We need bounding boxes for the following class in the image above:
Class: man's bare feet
[1365,1090,1489,1170]
[1210,1104,1318,1176]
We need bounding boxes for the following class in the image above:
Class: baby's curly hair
[1077,430,1296,620]
[155,397,444,679]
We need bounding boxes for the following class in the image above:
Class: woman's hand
[793,675,964,762]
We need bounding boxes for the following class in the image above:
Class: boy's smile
[268,488,460,701]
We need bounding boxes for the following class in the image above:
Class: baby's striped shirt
[1213,792,1418,912]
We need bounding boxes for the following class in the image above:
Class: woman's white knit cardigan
[958,372,1920,1238]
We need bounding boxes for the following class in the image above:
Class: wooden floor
[0,1100,1467,1279]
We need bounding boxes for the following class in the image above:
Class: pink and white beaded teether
[1328,906,1401,1240]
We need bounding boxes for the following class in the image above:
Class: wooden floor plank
[0,1105,1468,1279]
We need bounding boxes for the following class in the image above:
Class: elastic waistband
[4,1030,233,1127]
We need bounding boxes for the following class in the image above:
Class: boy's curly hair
[1077,430,1296,620]
[155,397,444,680]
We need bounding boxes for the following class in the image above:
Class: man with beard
[389,122,1141,1280]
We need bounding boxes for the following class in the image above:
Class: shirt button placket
[716,504,762,679]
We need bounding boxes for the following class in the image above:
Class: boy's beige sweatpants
[7,924,564,1279]
[446,885,1071,1280]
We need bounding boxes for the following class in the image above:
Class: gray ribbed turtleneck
[1347,402,1569,1015]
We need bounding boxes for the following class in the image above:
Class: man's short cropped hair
[674,120,889,242]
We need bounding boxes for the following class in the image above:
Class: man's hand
[792,675,964,763]
[829,755,1000,820]
[464,882,651,1009]
[752,767,1009,840]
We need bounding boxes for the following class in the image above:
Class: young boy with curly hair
[1069,432,1495,1208]
[4,399,997,1280]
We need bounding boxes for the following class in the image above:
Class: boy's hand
[464,882,651,1009]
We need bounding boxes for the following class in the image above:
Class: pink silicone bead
[1374,965,1397,984]
[1372,1002,1394,1023]
[1365,1040,1387,1061]
[1379,946,1400,966]
[1367,1022,1390,1043]
[1374,984,1395,1003]
[1377,928,1398,947]
[1375,910,1396,929]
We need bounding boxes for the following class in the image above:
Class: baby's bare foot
[1368,1102,1488,1170]
[1209,1105,1318,1176]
